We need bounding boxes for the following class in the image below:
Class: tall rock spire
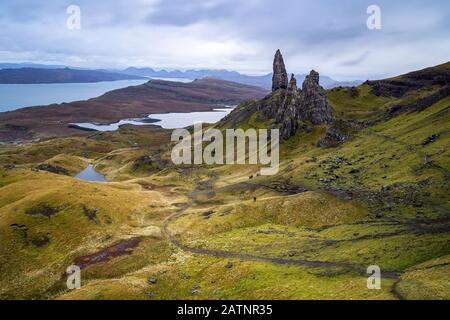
[272,49,288,92]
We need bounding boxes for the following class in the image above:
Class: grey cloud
[0,0,449,80]
[339,52,370,67]
[145,0,241,26]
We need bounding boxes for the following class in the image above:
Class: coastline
[70,105,236,131]
[0,78,267,142]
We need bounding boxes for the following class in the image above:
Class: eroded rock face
[316,119,357,148]
[288,73,297,92]
[219,50,335,140]
[272,49,288,91]
[297,70,334,125]
[274,70,334,138]
[279,101,299,140]
[366,65,450,98]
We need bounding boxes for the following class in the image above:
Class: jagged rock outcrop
[272,49,288,91]
[288,73,297,92]
[274,69,334,138]
[316,119,359,148]
[297,70,334,125]
[219,50,335,140]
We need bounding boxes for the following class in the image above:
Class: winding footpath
[156,122,450,300]
[162,203,406,300]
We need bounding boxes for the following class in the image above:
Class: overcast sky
[0,0,449,80]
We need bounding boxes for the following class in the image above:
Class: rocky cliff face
[297,70,334,125]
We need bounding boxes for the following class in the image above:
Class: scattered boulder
[191,284,200,295]
[225,262,233,269]
[82,206,100,224]
[317,120,355,148]
[316,126,350,148]
[422,134,439,146]
[199,210,214,219]
[131,154,167,173]
[148,276,157,284]
[132,155,155,171]
[3,163,15,170]
[349,86,359,97]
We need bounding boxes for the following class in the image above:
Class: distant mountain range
[0,63,362,88]
[0,63,70,69]
[0,67,146,84]
[117,67,363,89]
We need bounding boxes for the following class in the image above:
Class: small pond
[74,164,108,182]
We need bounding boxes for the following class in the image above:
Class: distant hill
[0,63,362,88]
[0,62,68,69]
[0,68,146,84]
[0,78,267,141]
[117,67,363,89]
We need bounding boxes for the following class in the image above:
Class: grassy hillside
[0,63,449,300]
